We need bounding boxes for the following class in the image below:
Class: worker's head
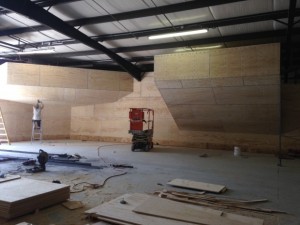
[35,103,39,108]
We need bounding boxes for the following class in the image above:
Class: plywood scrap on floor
[133,196,263,225]
[167,178,227,193]
[0,174,21,183]
[0,178,70,219]
[86,193,196,225]
[155,189,284,215]
[62,200,83,210]
[86,193,264,225]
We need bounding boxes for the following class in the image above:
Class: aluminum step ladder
[0,107,10,145]
[31,121,43,142]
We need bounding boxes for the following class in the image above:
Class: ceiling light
[17,47,55,55]
[175,45,223,52]
[148,29,208,40]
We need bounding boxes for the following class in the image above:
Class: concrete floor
[0,140,299,225]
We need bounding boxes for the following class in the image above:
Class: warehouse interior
[0,0,300,225]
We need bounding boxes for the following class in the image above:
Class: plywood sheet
[156,80,182,89]
[154,51,209,80]
[210,48,241,78]
[86,193,263,225]
[88,72,120,91]
[86,193,195,225]
[0,178,69,219]
[7,63,40,86]
[243,75,279,86]
[168,179,226,193]
[181,78,211,88]
[119,74,133,92]
[213,85,279,105]
[211,77,243,87]
[241,43,280,76]
[0,174,21,183]
[0,178,69,203]
[40,71,88,89]
[160,88,216,105]
[133,196,247,225]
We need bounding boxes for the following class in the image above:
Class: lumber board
[167,178,227,193]
[86,193,196,225]
[133,196,248,225]
[157,193,264,225]
[0,174,21,183]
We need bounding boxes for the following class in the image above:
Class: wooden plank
[133,196,248,225]
[155,192,264,225]
[0,174,20,183]
[86,193,196,225]
[167,178,227,193]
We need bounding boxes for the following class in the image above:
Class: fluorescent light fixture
[17,47,55,55]
[149,29,208,40]
[175,45,223,52]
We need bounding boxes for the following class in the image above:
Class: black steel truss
[0,0,143,81]
[12,9,300,50]
[0,0,246,37]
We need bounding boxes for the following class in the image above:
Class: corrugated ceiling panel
[38,30,70,40]
[163,8,214,26]
[274,0,300,10]
[62,43,93,52]
[85,0,151,14]
[146,0,190,7]
[49,1,105,21]
[210,0,273,19]
[1,13,40,28]
[219,21,274,36]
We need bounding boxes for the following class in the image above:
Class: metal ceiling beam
[0,0,143,81]
[27,28,299,59]
[284,0,297,83]
[0,0,246,37]
[18,9,300,50]
[0,0,80,15]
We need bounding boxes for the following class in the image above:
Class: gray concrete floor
[0,140,299,225]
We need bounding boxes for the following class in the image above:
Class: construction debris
[154,189,286,214]
[85,193,265,225]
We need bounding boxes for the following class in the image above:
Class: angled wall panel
[154,43,280,135]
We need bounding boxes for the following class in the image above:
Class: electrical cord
[70,171,127,193]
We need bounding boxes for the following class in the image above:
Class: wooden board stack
[85,193,264,225]
[0,178,70,219]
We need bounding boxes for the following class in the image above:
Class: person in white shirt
[32,100,44,129]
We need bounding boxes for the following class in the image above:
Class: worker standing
[32,100,44,129]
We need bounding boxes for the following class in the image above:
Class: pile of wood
[0,177,70,219]
[154,190,285,214]
[85,193,265,225]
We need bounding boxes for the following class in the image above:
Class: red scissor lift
[129,108,154,151]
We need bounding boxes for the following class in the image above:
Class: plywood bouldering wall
[155,43,280,135]
[0,63,133,105]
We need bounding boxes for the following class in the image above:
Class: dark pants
[32,120,41,128]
